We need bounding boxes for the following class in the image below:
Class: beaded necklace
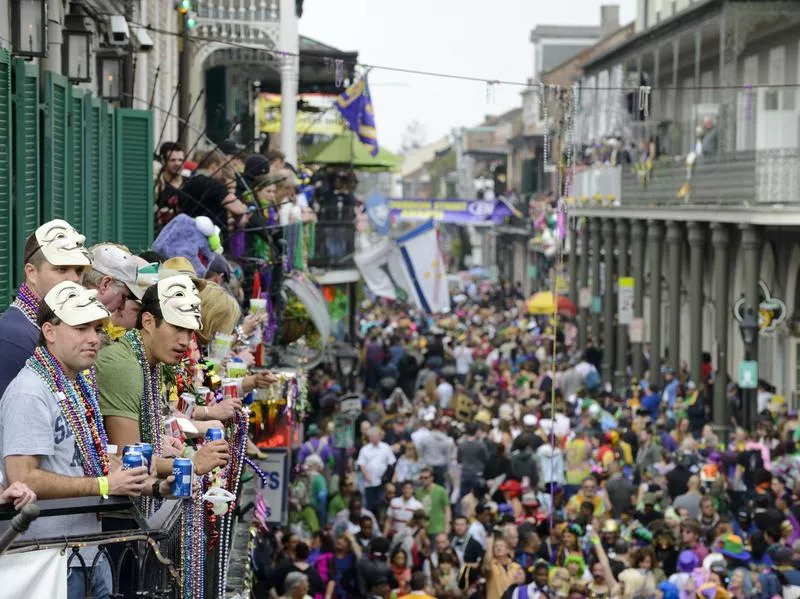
[27,346,109,477]
[124,329,164,516]
[12,283,41,328]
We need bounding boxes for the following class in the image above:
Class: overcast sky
[300,0,636,153]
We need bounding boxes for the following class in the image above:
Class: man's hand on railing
[207,396,243,422]
[0,481,36,510]
[193,440,230,475]
[107,466,149,497]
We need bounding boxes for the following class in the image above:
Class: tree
[400,120,428,154]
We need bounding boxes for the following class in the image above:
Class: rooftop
[530,24,603,42]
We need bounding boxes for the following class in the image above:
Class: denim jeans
[67,554,113,599]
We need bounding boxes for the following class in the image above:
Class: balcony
[308,220,356,269]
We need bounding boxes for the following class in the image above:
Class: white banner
[618,277,635,325]
[0,548,68,599]
[354,237,400,301]
[394,220,451,314]
[261,450,289,526]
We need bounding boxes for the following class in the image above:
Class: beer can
[136,442,153,468]
[122,448,145,470]
[171,458,194,498]
[222,379,239,401]
[205,428,224,442]
[178,392,196,418]
[196,386,212,404]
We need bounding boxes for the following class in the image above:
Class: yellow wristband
[97,476,109,499]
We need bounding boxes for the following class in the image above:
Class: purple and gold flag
[335,75,379,156]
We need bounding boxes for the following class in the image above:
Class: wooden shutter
[13,58,40,286]
[43,71,70,222]
[67,87,86,232]
[84,96,102,245]
[100,102,115,241]
[0,51,12,309]
[114,108,153,252]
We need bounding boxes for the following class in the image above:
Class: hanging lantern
[11,0,48,58]
[63,9,93,83]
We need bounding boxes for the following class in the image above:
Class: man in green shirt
[415,466,451,537]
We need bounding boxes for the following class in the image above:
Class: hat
[44,281,111,327]
[157,275,202,330]
[687,381,697,391]
[306,424,320,437]
[523,414,538,427]
[243,154,270,179]
[642,492,658,506]
[602,519,619,534]
[31,219,91,266]
[677,549,700,573]
[697,581,730,599]
[773,545,793,565]
[475,409,492,425]
[91,244,158,300]
[218,139,243,156]
[499,479,521,498]
[521,492,538,506]
[160,257,207,291]
[206,254,231,281]
[718,534,750,561]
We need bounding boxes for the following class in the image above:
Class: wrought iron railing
[1,497,183,598]
[309,220,356,269]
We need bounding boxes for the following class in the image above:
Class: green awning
[302,131,402,171]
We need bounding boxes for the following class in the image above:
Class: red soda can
[222,379,239,401]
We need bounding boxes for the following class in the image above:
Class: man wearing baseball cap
[85,243,158,313]
[0,219,92,396]
[0,281,152,598]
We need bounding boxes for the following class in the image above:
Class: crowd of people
[258,280,800,599]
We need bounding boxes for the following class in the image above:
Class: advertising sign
[389,199,512,225]
[260,449,290,525]
[618,277,635,325]
[255,93,345,135]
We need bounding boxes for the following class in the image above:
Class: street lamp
[11,0,48,58]
[63,9,93,83]
[335,345,360,390]
[739,307,759,430]
[98,55,123,101]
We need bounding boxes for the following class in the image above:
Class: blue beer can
[122,449,145,470]
[205,428,224,442]
[171,458,194,498]
[136,443,153,467]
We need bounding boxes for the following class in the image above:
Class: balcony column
[648,220,665,389]
[279,0,300,165]
[590,218,602,346]
[615,220,630,389]
[711,223,731,441]
[688,222,706,383]
[568,224,578,309]
[741,224,761,429]
[578,227,590,351]
[602,218,616,384]
[631,220,646,379]
[666,221,683,374]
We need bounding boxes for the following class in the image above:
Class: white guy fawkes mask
[44,281,111,326]
[157,275,202,330]
[34,219,91,266]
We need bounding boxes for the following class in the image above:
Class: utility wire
[129,20,800,92]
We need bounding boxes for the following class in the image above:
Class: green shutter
[13,58,40,286]
[100,102,115,241]
[84,96,101,245]
[67,87,86,232]
[0,51,12,309]
[115,108,153,252]
[43,71,70,222]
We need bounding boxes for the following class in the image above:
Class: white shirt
[468,520,487,548]
[387,495,424,535]
[453,345,473,375]
[356,442,396,488]
[436,381,454,410]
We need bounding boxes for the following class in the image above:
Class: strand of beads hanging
[125,329,164,516]
[27,347,110,477]
[218,408,250,596]
[181,490,206,599]
[12,283,41,328]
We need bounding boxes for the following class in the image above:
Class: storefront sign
[579,288,591,309]
[618,277,635,325]
[739,360,758,389]
[255,93,345,135]
[259,449,290,525]
[332,413,355,449]
[733,280,786,335]
[390,199,512,225]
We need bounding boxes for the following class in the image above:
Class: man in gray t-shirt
[1,281,150,599]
